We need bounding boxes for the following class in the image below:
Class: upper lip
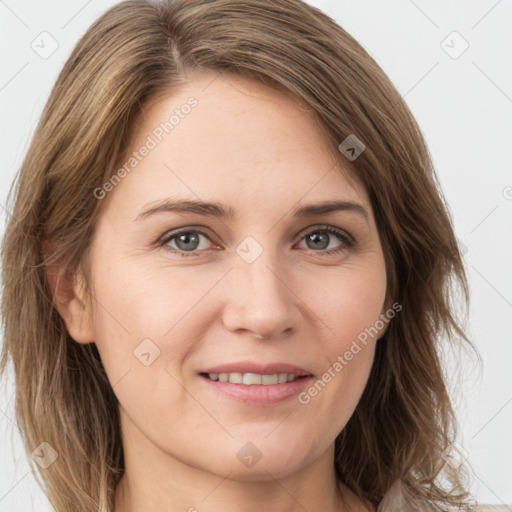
[200,361,312,377]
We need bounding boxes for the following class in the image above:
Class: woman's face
[79,71,388,482]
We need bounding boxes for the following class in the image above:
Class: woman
[1,0,477,511]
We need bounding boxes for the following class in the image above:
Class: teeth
[243,373,261,385]
[262,374,278,385]
[278,373,288,383]
[207,372,300,385]
[229,372,243,384]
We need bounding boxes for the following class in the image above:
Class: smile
[203,372,304,385]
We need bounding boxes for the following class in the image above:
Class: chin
[212,458,308,482]
[202,436,318,481]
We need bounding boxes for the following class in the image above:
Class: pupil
[308,231,328,250]
[178,232,199,251]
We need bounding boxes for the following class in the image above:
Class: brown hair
[1,0,478,511]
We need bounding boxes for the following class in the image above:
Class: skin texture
[55,70,386,512]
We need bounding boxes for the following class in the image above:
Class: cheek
[90,252,210,341]
[86,250,223,396]
[86,259,202,425]
[315,256,387,346]
[298,259,386,426]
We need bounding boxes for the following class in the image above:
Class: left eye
[159,226,354,257]
[296,226,354,254]
[161,230,213,255]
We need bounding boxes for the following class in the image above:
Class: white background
[1,0,511,510]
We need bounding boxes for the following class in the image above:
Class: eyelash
[157,225,355,258]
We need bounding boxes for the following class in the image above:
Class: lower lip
[199,374,313,406]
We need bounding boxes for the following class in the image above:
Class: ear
[44,247,95,345]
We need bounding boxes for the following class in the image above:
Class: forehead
[101,71,371,220]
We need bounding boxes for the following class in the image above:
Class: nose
[221,248,300,341]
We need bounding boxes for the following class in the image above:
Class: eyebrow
[135,198,369,224]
